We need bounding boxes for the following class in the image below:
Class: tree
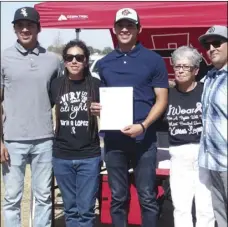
[47,32,65,55]
[102,47,113,55]
[88,46,95,55]
[47,45,64,55]
[93,48,102,55]
[53,31,63,47]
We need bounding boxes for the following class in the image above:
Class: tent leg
[75,28,81,40]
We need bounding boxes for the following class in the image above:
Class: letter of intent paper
[99,87,133,130]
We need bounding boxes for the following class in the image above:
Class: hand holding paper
[90,102,101,116]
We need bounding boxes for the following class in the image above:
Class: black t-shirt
[165,82,204,146]
[50,76,101,159]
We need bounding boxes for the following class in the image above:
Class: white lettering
[167,103,202,117]
[70,103,87,119]
[170,127,188,136]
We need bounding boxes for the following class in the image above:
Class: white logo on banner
[58,14,68,21]
[58,14,88,21]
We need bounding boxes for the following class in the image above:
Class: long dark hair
[55,39,98,139]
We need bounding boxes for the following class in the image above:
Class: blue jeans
[105,141,158,227]
[52,156,101,227]
[2,139,53,227]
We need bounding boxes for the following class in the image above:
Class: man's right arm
[1,66,4,142]
[1,88,3,140]
[0,66,9,163]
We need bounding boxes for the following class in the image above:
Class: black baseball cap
[12,7,40,24]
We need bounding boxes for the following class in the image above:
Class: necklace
[192,82,197,90]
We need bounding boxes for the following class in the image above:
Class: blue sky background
[1,1,113,51]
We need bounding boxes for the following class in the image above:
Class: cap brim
[12,18,39,24]
[198,33,227,44]
[115,18,138,25]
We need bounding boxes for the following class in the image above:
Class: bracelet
[139,123,146,133]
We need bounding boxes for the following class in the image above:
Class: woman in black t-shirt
[165,46,215,227]
[50,40,101,227]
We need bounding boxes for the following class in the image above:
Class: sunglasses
[203,40,226,50]
[64,54,85,63]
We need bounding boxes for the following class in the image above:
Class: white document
[99,87,133,130]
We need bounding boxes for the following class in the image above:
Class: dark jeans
[52,156,101,227]
[105,141,158,227]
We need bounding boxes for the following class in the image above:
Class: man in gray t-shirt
[0,7,60,227]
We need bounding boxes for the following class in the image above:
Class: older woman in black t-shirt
[165,46,215,227]
[50,40,101,227]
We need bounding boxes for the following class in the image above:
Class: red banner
[111,27,213,80]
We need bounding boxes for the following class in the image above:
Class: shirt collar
[15,41,40,55]
[220,64,227,72]
[209,64,227,79]
[114,42,142,58]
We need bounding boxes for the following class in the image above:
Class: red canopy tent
[34,1,227,79]
[34,2,227,224]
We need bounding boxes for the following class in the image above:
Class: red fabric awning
[34,1,227,29]
[34,1,227,79]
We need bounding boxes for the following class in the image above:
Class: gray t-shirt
[1,42,61,141]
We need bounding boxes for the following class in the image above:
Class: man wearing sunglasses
[91,8,168,227]
[1,7,60,227]
[198,25,227,227]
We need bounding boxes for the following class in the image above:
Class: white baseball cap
[115,8,139,25]
[199,25,228,44]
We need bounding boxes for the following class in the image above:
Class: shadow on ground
[53,215,140,227]
[53,200,174,227]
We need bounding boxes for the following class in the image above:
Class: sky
[1,1,114,51]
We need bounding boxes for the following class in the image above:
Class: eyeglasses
[203,40,226,50]
[173,65,194,72]
[64,54,85,63]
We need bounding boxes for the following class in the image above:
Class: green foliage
[47,45,65,55]
[47,33,113,55]
[102,47,113,55]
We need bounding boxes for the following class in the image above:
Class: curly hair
[171,46,202,68]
